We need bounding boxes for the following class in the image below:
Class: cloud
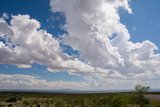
[2,13,9,20]
[0,74,90,90]
[0,0,160,89]
[0,15,95,74]
[0,73,159,90]
[50,0,160,77]
[50,0,131,69]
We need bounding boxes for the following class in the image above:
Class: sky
[0,0,160,91]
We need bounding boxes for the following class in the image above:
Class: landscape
[0,85,160,107]
[0,0,160,107]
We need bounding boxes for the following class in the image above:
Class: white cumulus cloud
[0,15,95,74]
[50,0,160,77]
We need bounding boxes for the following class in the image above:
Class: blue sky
[0,0,160,90]
[120,0,160,51]
[0,0,66,37]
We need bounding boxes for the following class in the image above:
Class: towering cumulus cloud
[50,0,160,78]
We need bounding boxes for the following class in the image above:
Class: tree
[134,85,150,107]
[135,85,150,93]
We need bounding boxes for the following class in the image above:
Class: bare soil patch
[146,94,160,101]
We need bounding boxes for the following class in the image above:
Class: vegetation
[133,85,150,107]
[0,86,159,107]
